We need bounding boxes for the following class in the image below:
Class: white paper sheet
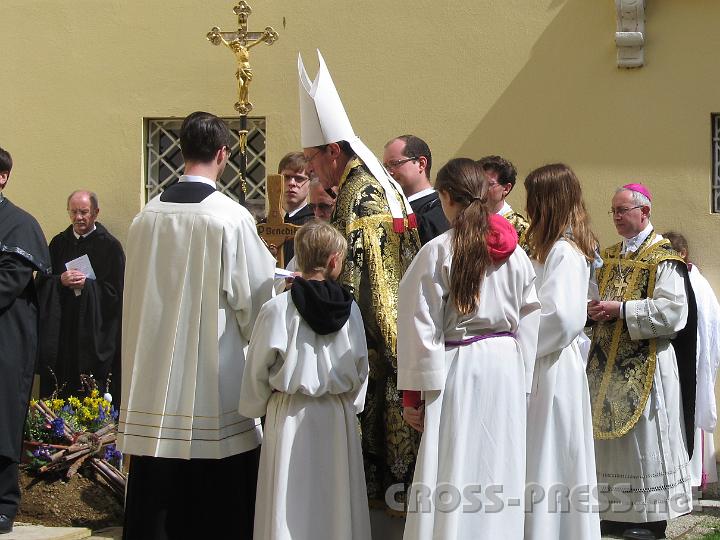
[65,254,96,296]
[274,267,296,280]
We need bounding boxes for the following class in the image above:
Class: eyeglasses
[608,205,643,217]
[309,202,335,212]
[305,147,325,164]
[283,173,310,185]
[68,209,93,217]
[383,157,418,170]
[224,146,233,159]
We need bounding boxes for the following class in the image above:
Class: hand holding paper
[65,254,96,296]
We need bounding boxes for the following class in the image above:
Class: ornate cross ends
[615,0,645,68]
[207,1,279,115]
[257,174,299,268]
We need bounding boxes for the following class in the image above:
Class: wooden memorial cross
[256,174,300,268]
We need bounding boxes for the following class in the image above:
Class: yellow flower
[50,399,65,412]
[68,397,82,409]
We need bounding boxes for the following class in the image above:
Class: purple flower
[110,406,119,421]
[103,443,122,462]
[98,403,106,422]
[32,446,52,461]
[51,417,65,437]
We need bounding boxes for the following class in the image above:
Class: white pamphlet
[274,267,296,280]
[66,254,96,296]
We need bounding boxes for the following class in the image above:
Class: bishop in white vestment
[587,185,696,539]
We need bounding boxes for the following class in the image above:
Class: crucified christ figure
[207,25,278,114]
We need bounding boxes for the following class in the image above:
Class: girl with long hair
[398,158,541,539]
[523,163,601,540]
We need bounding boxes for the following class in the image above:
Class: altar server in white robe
[398,158,541,540]
[522,164,601,540]
[118,112,276,540]
[240,220,371,540]
[665,231,720,489]
[587,184,696,540]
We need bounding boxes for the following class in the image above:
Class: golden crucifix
[207,1,279,116]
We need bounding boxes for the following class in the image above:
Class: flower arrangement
[23,389,126,497]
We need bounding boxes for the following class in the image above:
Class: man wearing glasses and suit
[383,135,449,245]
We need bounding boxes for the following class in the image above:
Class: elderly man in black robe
[0,146,50,534]
[37,190,125,402]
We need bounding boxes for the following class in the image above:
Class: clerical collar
[622,222,653,254]
[497,201,513,216]
[73,224,96,240]
[179,175,217,188]
[407,187,436,203]
[286,202,309,218]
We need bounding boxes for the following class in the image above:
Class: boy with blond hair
[239,220,371,540]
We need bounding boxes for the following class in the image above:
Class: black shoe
[601,520,626,536]
[622,527,656,540]
[0,514,12,534]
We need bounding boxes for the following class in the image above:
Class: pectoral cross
[256,175,299,268]
[605,261,631,300]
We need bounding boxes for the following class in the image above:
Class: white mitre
[298,50,416,232]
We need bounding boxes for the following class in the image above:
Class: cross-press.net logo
[385,483,699,515]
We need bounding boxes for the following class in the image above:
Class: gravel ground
[601,502,720,539]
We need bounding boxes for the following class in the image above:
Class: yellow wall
[2,0,719,277]
[3,0,720,452]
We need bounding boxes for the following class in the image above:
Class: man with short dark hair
[0,146,50,535]
[37,190,125,402]
[477,155,530,247]
[383,135,449,244]
[118,112,275,540]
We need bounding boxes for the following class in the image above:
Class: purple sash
[445,331,516,348]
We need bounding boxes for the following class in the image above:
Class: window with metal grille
[145,117,267,203]
[714,114,720,213]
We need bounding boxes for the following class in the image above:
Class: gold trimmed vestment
[332,156,421,509]
[587,233,685,439]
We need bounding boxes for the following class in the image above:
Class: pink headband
[623,183,652,202]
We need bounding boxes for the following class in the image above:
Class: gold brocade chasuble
[332,156,421,507]
[502,209,531,254]
[587,232,685,439]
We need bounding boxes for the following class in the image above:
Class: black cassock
[0,197,50,463]
[282,204,314,263]
[410,191,450,245]
[37,222,125,402]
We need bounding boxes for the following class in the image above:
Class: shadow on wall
[458,0,720,170]
[453,0,720,245]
